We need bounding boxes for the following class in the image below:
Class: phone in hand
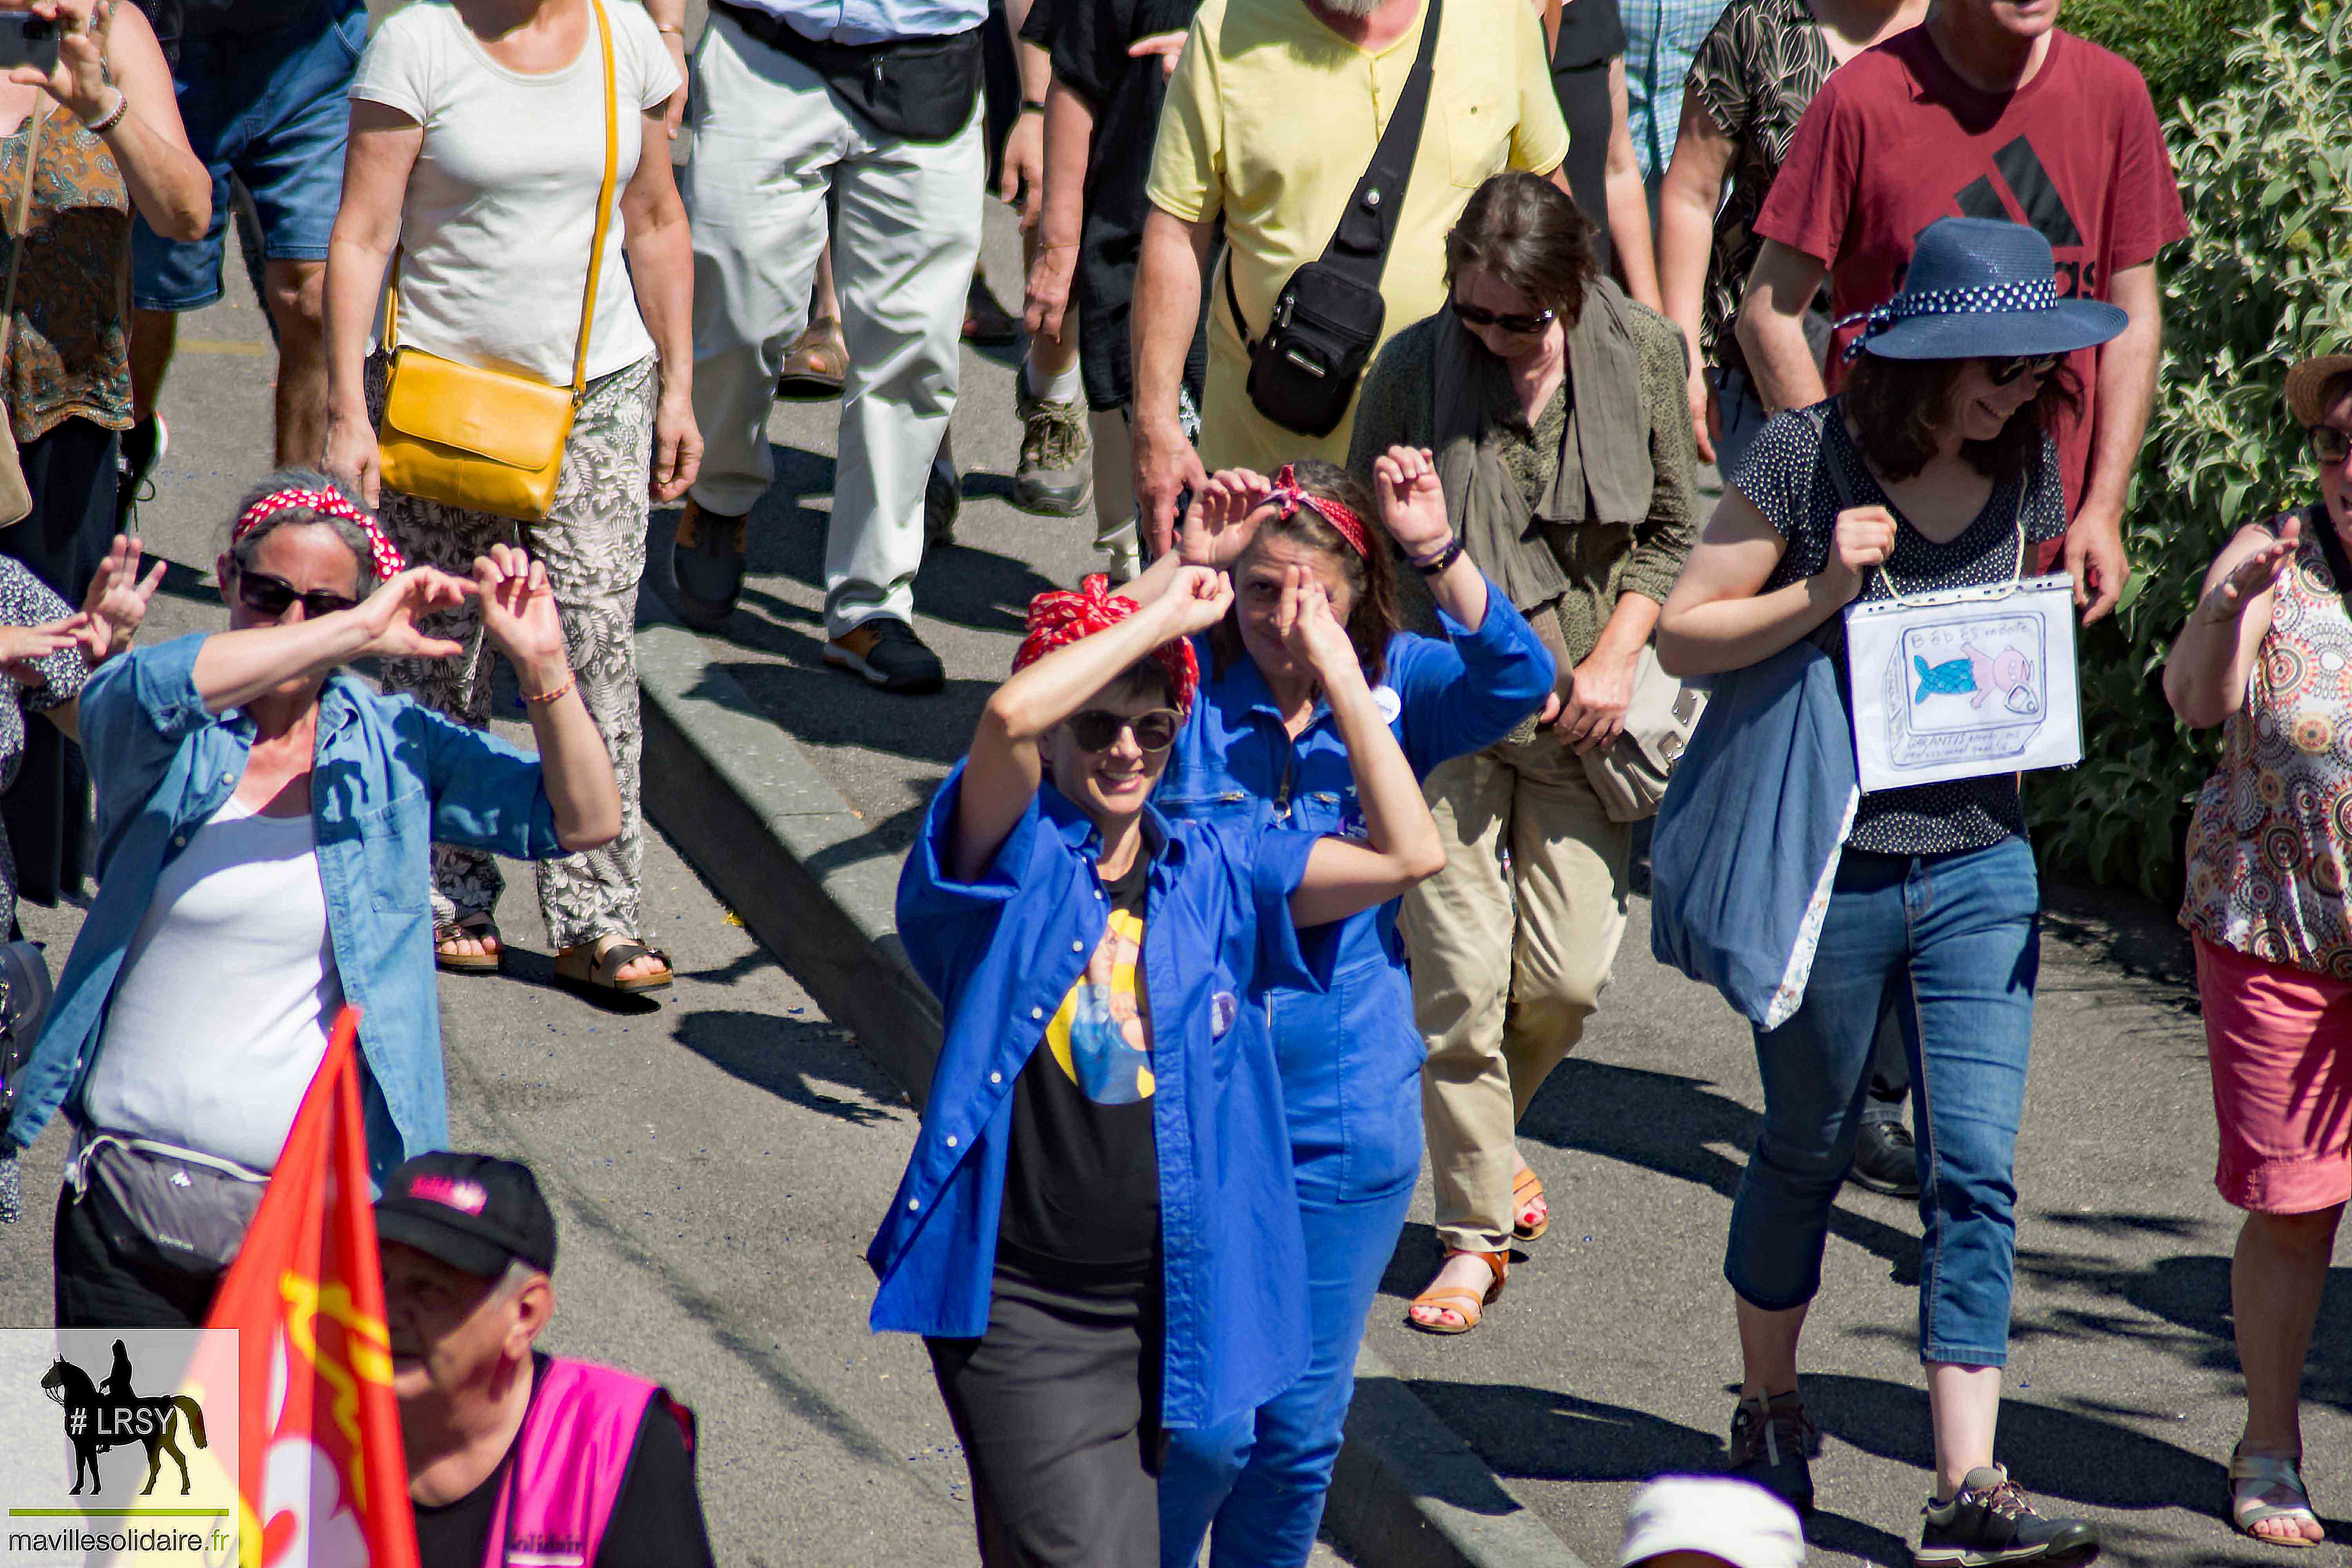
[0,14,59,75]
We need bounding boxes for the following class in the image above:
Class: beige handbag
[0,104,46,529]
[374,0,616,523]
[1580,645,1706,823]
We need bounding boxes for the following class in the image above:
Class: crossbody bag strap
[571,0,618,401]
[0,104,46,371]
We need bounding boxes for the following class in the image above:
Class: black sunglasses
[1452,298,1555,336]
[2309,425,2352,468]
[236,569,358,622]
[1987,352,2063,387]
[1066,708,1182,754]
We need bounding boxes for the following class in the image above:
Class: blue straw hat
[1839,216,2127,364]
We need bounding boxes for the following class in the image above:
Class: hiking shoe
[826,616,943,694]
[1852,1118,1922,1198]
[963,272,1020,346]
[1728,1391,1818,1516]
[670,499,748,630]
[1013,381,1091,516]
[1916,1467,2100,1566]
[926,443,961,548]
[115,413,166,530]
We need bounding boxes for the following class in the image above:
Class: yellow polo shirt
[1147,0,1569,471]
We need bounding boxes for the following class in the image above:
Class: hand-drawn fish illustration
[1912,643,2037,713]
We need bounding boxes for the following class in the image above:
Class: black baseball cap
[374,1153,557,1279]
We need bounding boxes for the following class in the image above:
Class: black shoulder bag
[1222,0,1444,437]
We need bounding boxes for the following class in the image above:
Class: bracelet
[653,21,684,33]
[80,89,128,136]
[1411,537,1465,577]
[522,672,577,706]
[1019,98,1046,113]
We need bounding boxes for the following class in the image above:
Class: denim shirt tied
[868,765,1332,1430]
[1154,593,1553,1199]
[3,632,567,1181]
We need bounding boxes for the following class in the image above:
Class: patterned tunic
[0,555,85,921]
[0,103,132,446]
[2182,508,2352,979]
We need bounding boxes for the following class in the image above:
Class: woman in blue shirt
[1127,452,1553,1568]
[872,562,1448,1567]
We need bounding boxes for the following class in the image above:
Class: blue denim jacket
[869,765,1330,1430]
[3,633,567,1181]
[1154,595,1553,1199]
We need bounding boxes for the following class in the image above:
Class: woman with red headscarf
[869,563,1448,1566]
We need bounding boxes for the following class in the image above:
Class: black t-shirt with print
[410,1354,715,1568]
[1737,399,2069,857]
[997,854,1160,1278]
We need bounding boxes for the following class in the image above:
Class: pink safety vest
[480,1358,688,1568]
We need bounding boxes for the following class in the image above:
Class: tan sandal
[1513,1165,1549,1242]
[777,319,846,399]
[434,912,501,974]
[1405,1249,1506,1336]
[555,939,674,995]
[2232,1449,2323,1547]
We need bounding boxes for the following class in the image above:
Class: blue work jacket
[3,633,568,1181]
[1156,593,1553,1200]
[869,765,1333,1430]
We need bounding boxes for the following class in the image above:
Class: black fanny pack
[1225,0,1443,437]
[73,1135,266,1273]
[714,2,983,143]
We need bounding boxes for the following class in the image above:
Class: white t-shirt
[350,0,677,386]
[83,795,346,1176]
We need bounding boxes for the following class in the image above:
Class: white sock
[1025,355,1082,405]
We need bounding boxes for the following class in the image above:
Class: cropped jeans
[1724,838,2040,1368]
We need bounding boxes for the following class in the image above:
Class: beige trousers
[1403,733,1632,1256]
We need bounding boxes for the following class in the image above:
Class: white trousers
[683,14,984,637]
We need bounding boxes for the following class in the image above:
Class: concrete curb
[634,614,1589,1568]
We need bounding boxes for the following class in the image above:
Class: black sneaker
[962,271,1020,347]
[115,413,167,530]
[1851,1118,1921,1198]
[1916,1466,2100,1567]
[1728,1391,1818,1516]
[824,616,944,695]
[670,499,748,630]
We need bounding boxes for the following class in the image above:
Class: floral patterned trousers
[368,352,656,953]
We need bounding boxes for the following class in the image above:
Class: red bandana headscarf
[1263,464,1370,558]
[232,487,408,581]
[1012,574,1201,713]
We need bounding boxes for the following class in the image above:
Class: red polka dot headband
[1013,574,1200,713]
[1263,465,1369,559]
[231,487,408,581]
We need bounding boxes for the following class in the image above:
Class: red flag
[205,1006,420,1568]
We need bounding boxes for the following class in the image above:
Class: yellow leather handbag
[375,0,617,523]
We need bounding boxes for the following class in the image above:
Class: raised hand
[1276,566,1357,685]
[1822,504,1898,603]
[472,543,571,690]
[76,534,167,663]
[13,0,114,123]
[348,566,473,662]
[1178,468,1272,568]
[1155,563,1234,638]
[1371,446,1452,560]
[2195,514,2301,625]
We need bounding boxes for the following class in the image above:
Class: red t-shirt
[1754,26,2188,515]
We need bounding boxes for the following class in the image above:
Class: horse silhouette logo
[37,1339,209,1496]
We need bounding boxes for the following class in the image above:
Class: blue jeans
[132,0,363,309]
[1713,363,1772,482]
[1723,839,2040,1367]
[1158,1183,1415,1568]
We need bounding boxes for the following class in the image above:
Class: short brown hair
[1843,356,2083,484]
[1214,459,1398,682]
[1443,172,1599,332]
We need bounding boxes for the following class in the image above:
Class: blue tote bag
[1648,636,1859,1030]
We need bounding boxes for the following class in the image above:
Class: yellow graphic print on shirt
[1045,907,1153,1104]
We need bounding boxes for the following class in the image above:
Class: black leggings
[927,1261,1164,1567]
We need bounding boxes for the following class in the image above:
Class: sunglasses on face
[1452,297,1555,336]
[236,569,358,622]
[1986,352,2063,387]
[2310,425,2352,468]
[1066,708,1183,754]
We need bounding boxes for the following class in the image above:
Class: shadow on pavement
[674,1008,902,1127]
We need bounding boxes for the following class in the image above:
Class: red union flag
[206,1006,420,1568]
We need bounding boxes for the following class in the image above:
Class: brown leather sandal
[555,940,674,995]
[434,912,501,974]
[1405,1249,1506,1336]
[1513,1165,1549,1242]
[777,319,846,399]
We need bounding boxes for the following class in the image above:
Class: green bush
[2064,0,2285,118]
[2024,4,2352,897]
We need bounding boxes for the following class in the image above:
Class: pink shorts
[2195,936,2352,1214]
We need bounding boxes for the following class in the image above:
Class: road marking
[174,340,270,357]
